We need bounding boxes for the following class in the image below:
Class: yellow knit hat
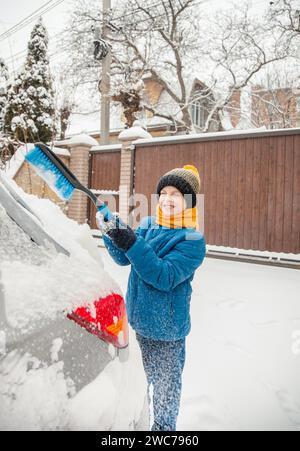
[156,164,201,208]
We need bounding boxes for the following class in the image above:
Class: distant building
[226,85,300,131]
[251,86,300,129]
[67,78,300,143]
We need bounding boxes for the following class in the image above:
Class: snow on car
[0,172,148,431]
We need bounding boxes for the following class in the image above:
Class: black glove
[96,211,136,252]
[106,221,137,252]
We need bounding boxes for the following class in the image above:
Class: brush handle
[96,203,114,222]
[80,186,114,222]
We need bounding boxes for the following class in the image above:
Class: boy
[96,165,206,431]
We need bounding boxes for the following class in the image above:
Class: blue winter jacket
[103,216,206,341]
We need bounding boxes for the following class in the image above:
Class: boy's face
[159,186,187,217]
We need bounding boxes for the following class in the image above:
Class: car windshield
[0,203,49,265]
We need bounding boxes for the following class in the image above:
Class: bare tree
[0,135,22,168]
[63,0,207,131]
[61,0,297,133]
[268,0,300,35]
[200,0,298,131]
[250,61,300,129]
[53,64,79,139]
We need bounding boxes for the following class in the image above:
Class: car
[0,171,148,431]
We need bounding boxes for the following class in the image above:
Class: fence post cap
[118,121,152,142]
[55,133,99,149]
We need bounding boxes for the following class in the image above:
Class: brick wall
[119,144,133,224]
[66,145,90,224]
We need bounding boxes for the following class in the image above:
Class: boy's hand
[106,223,137,252]
[96,211,137,252]
[96,210,116,234]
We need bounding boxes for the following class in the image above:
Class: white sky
[0,0,270,76]
[0,0,272,135]
[0,0,73,79]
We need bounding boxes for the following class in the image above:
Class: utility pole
[100,0,111,145]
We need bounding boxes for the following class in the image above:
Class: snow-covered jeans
[136,332,186,432]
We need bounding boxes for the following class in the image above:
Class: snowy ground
[1,172,299,431]
[101,248,300,431]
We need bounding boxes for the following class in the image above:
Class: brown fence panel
[293,135,300,252]
[88,150,121,228]
[134,130,300,253]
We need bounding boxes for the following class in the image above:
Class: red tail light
[67,293,129,349]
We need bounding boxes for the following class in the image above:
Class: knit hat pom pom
[183,165,200,180]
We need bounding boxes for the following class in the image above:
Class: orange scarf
[155,204,200,231]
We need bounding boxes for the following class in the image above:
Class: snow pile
[57,133,99,147]
[0,176,148,431]
[0,175,121,330]
[119,121,152,141]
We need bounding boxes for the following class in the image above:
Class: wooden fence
[88,147,121,229]
[89,129,300,254]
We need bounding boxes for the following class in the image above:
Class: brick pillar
[118,121,152,224]
[56,134,98,224]
[67,145,90,223]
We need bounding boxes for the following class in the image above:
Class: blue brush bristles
[25,146,75,201]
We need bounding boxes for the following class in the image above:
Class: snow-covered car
[0,172,147,431]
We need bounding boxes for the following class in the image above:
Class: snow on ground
[100,248,300,431]
[1,173,299,431]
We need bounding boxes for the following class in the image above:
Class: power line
[106,0,208,25]
[105,0,270,26]
[6,0,271,60]
[2,0,276,70]
[4,29,68,64]
[2,0,167,66]
[0,0,67,76]
[10,39,78,74]
[0,0,65,43]
[104,0,270,31]
[0,0,64,42]
[0,0,55,41]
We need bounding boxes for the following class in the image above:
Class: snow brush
[25,142,129,350]
[25,142,113,222]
